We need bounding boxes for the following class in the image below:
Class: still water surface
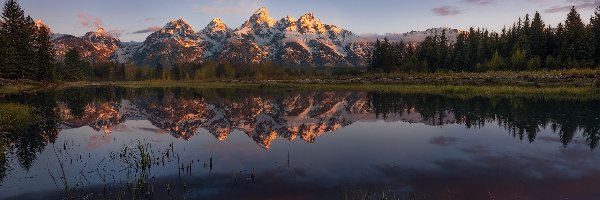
[1,87,600,199]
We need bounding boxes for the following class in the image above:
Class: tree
[62,48,84,81]
[529,12,547,57]
[0,0,26,79]
[0,24,6,76]
[154,63,163,80]
[370,39,383,71]
[485,51,507,71]
[510,49,527,71]
[590,6,600,64]
[33,23,54,81]
[562,6,595,65]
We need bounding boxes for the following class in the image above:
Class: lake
[1,86,600,199]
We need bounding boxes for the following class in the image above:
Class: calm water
[1,87,600,199]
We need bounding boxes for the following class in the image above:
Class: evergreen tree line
[59,48,359,81]
[0,0,54,81]
[371,6,600,72]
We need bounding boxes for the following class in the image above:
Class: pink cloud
[130,26,162,34]
[432,6,462,16]
[76,12,103,29]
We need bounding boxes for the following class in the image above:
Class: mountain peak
[160,18,196,36]
[247,6,275,27]
[205,18,228,32]
[298,13,325,34]
[164,18,191,29]
[254,6,268,16]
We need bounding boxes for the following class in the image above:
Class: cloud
[544,0,600,13]
[464,0,495,5]
[106,29,126,37]
[76,12,103,29]
[432,6,462,16]
[196,0,262,15]
[130,26,162,34]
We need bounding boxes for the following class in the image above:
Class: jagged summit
[83,27,120,45]
[162,18,195,33]
[298,13,326,34]
[203,18,229,33]
[275,16,298,31]
[244,6,276,28]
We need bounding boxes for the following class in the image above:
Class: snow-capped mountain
[133,19,205,66]
[51,7,460,67]
[360,27,465,44]
[53,28,123,62]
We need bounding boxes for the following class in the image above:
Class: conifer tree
[590,6,600,64]
[0,23,5,76]
[380,37,394,72]
[562,6,595,66]
[155,63,164,79]
[529,12,546,57]
[370,39,382,71]
[0,0,25,79]
[33,23,54,81]
[63,48,84,81]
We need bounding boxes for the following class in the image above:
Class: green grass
[0,84,37,94]
[15,68,600,101]
[62,80,600,101]
[0,103,40,132]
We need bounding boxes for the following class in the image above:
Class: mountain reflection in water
[1,87,600,199]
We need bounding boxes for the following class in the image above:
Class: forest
[370,6,600,73]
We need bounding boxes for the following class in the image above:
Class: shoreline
[1,69,599,100]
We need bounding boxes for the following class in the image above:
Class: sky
[16,0,600,42]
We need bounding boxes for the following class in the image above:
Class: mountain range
[51,7,462,68]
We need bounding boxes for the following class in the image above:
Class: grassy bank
[63,80,599,101]
[0,84,37,94]
[2,69,599,99]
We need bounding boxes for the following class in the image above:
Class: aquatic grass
[0,103,40,132]
[0,84,37,94]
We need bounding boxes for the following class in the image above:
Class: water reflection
[0,87,600,199]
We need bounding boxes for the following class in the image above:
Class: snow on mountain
[53,28,121,62]
[49,7,461,67]
[199,18,231,58]
[133,19,206,67]
[359,27,465,44]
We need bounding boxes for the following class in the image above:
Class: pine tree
[0,0,40,80]
[380,37,394,72]
[529,12,546,57]
[0,24,5,76]
[439,29,449,70]
[590,6,600,65]
[63,48,84,81]
[0,0,25,79]
[562,6,595,66]
[453,32,469,71]
[21,15,35,79]
[33,23,54,81]
[154,63,163,80]
[370,39,382,71]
